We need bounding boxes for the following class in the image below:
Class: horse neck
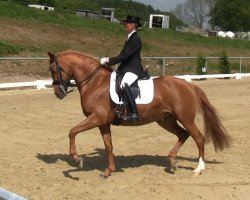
[70,57,110,89]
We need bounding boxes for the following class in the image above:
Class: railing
[141,56,250,75]
[0,187,27,200]
[0,56,250,75]
[1,73,250,90]
[0,56,250,89]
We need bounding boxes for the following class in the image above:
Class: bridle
[49,56,101,95]
[49,56,76,95]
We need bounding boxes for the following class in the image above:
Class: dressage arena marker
[0,73,249,90]
[0,187,27,200]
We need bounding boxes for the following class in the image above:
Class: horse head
[48,52,72,100]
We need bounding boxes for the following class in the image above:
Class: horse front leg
[99,125,115,178]
[68,115,100,166]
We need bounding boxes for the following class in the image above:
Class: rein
[77,65,101,90]
[50,56,101,94]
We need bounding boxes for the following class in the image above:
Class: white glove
[100,57,109,65]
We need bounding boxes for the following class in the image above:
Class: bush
[219,51,231,74]
[0,40,24,55]
[196,54,207,75]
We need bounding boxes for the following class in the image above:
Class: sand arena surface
[0,79,249,200]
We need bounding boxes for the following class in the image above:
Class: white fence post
[163,58,166,75]
[35,80,47,90]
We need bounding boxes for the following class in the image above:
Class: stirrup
[121,113,141,122]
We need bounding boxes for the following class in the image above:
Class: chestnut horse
[48,51,231,178]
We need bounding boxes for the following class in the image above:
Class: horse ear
[48,52,55,60]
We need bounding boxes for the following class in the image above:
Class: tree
[219,51,231,74]
[205,0,216,11]
[210,0,250,31]
[174,0,217,29]
[174,3,184,22]
[196,53,207,75]
[183,0,208,28]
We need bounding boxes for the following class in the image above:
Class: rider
[100,15,146,122]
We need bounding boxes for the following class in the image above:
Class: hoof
[169,168,175,174]
[99,171,110,178]
[193,171,202,177]
[169,161,178,173]
[193,168,204,177]
[77,157,84,168]
[193,158,205,177]
[193,157,205,177]
[99,167,114,178]
[172,161,178,171]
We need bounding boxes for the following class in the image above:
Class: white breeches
[120,72,138,88]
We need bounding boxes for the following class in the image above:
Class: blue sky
[133,0,187,11]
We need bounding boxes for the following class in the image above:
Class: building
[75,9,100,20]
[75,7,118,23]
[101,8,115,22]
[28,4,54,11]
[149,14,169,29]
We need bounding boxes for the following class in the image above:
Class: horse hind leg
[157,116,190,173]
[181,120,205,177]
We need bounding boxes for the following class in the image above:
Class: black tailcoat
[108,32,145,78]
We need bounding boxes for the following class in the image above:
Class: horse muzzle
[54,85,67,100]
[55,91,66,100]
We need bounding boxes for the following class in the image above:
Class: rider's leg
[120,72,138,87]
[120,72,140,121]
[122,83,140,121]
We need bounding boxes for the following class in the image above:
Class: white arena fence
[0,73,250,90]
[0,187,27,200]
[0,56,250,90]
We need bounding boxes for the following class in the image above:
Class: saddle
[112,70,151,125]
[115,71,150,101]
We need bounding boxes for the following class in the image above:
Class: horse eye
[49,66,56,73]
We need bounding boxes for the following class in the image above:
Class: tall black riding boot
[121,83,140,122]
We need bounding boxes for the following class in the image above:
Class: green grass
[0,40,25,55]
[1,1,250,51]
[0,2,249,77]
[144,29,250,50]
[0,0,250,61]
[0,1,124,36]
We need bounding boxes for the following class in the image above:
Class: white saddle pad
[110,72,154,104]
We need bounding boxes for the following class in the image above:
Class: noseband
[49,56,101,95]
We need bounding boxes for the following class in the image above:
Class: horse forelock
[57,51,113,72]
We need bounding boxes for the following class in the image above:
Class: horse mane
[100,64,113,72]
[57,51,113,72]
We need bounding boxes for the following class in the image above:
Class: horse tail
[193,85,231,152]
